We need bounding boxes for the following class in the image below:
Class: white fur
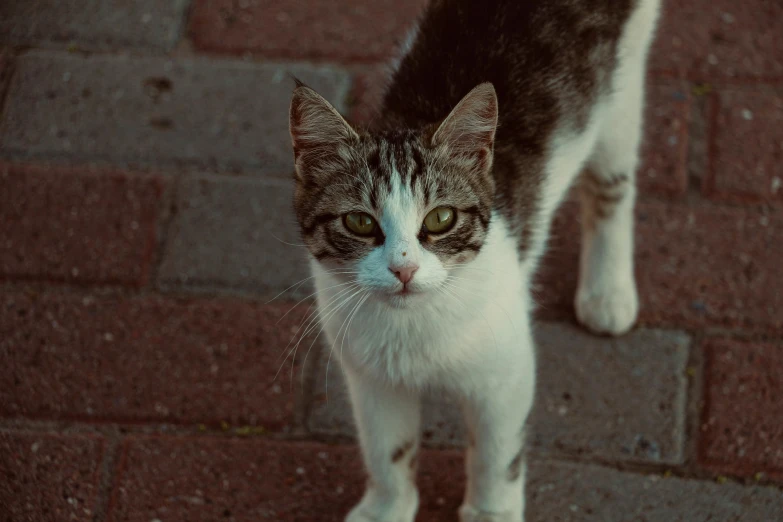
[307,1,661,521]
[575,0,660,335]
[314,210,535,522]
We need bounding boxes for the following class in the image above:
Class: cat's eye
[344,212,377,236]
[423,207,456,234]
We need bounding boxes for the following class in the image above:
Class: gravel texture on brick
[529,323,688,464]
[638,81,691,197]
[537,200,783,332]
[108,437,365,522]
[527,459,783,521]
[0,432,104,522]
[157,175,309,295]
[106,437,783,522]
[0,51,350,176]
[650,0,783,78]
[699,338,783,480]
[310,323,689,465]
[0,162,163,285]
[0,292,314,429]
[706,87,783,203]
[0,0,190,51]
[189,0,427,61]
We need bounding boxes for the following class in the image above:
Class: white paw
[575,280,639,336]
[346,490,418,522]
[459,504,522,522]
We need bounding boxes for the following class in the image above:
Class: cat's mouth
[382,284,426,307]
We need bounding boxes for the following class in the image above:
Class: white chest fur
[311,213,534,391]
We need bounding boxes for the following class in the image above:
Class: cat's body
[288,1,661,520]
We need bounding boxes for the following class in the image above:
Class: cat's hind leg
[575,0,660,336]
[575,73,644,336]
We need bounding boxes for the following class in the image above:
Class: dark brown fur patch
[392,440,415,463]
[382,0,635,258]
[580,170,631,221]
[408,449,419,471]
[507,445,526,481]
[292,0,638,264]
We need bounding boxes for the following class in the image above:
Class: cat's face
[289,83,498,307]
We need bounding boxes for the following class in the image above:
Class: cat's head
[288,82,498,308]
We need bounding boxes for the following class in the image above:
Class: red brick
[0,293,315,429]
[188,0,427,62]
[705,88,783,203]
[699,339,783,480]
[0,163,163,286]
[650,0,783,79]
[107,437,783,521]
[638,81,692,197]
[108,437,463,522]
[537,201,783,332]
[0,432,104,521]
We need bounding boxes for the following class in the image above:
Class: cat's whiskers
[276,279,361,326]
[298,286,369,388]
[276,287,356,389]
[267,231,308,248]
[281,282,360,356]
[325,290,370,401]
[339,292,370,364]
[324,290,365,393]
[443,263,497,276]
[273,282,361,384]
[442,274,482,284]
[272,278,361,368]
[290,281,361,340]
[265,268,359,304]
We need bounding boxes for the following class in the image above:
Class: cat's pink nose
[390,265,418,284]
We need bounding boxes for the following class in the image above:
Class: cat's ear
[431,83,498,175]
[289,83,359,181]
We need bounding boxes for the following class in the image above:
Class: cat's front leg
[342,363,421,522]
[459,352,535,522]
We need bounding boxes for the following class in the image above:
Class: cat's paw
[345,506,415,522]
[459,504,522,522]
[575,280,639,336]
[345,491,418,522]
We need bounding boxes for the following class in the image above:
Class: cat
[287,0,661,520]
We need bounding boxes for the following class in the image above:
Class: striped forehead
[365,137,430,213]
[379,163,422,239]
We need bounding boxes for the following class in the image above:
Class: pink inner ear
[432,83,499,152]
[289,86,358,157]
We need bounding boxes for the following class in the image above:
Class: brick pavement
[1,1,782,521]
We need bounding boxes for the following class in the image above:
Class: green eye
[423,207,456,234]
[344,212,377,236]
